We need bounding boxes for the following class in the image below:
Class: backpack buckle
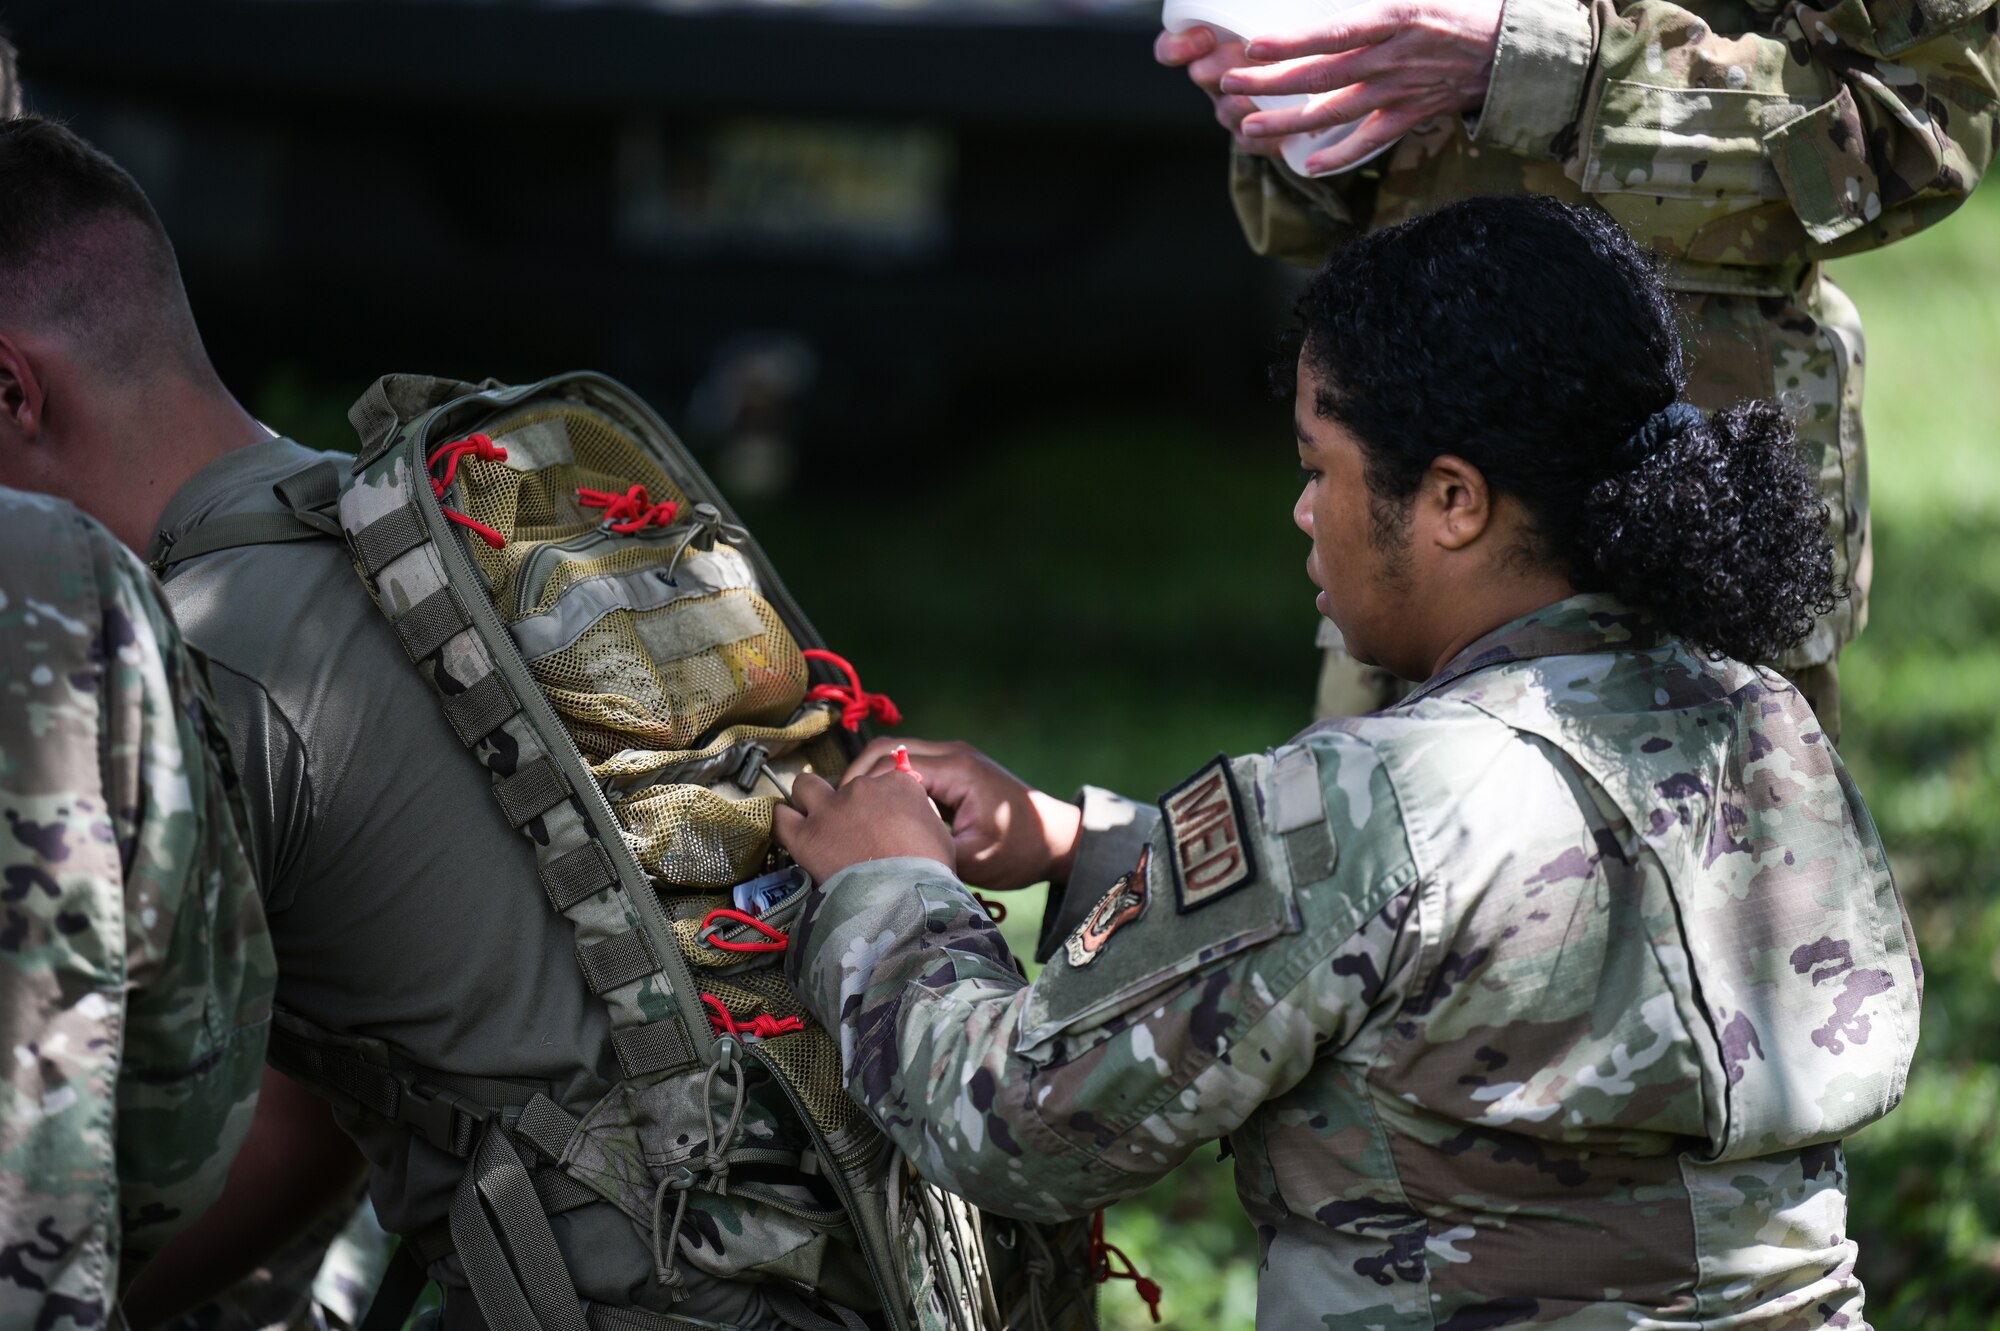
[404,1082,490,1157]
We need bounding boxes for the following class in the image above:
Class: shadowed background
[7,2,1997,1324]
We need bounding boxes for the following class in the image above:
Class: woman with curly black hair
[774,195,1918,1328]
[1291,191,1839,679]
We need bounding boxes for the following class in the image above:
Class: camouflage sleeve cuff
[811,854,964,929]
[1229,149,1359,267]
[1036,787,1158,964]
[1469,0,1594,160]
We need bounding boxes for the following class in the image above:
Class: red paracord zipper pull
[1090,1210,1163,1324]
[701,993,804,1040]
[579,484,679,533]
[699,907,789,954]
[428,435,509,549]
[802,649,902,731]
[427,434,509,549]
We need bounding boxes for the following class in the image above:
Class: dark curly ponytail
[1582,400,1835,662]
[1290,194,1839,663]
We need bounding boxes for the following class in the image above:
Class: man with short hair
[0,115,370,1329]
[0,115,819,1329]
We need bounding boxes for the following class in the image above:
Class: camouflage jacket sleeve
[1488,0,2000,260]
[786,735,1421,1223]
[1233,0,1999,265]
[0,494,273,1331]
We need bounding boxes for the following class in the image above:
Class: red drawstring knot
[701,993,804,1041]
[579,485,680,534]
[801,649,902,731]
[699,907,789,954]
[427,434,508,550]
[1090,1211,1163,1324]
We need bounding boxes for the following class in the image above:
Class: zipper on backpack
[407,410,715,1068]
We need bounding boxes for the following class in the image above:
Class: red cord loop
[973,893,1008,924]
[801,649,903,731]
[427,434,509,550]
[699,907,789,954]
[701,993,805,1041]
[579,484,680,534]
[1090,1211,1163,1324]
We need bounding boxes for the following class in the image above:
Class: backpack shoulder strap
[151,458,346,574]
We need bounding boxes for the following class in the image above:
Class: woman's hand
[1220,0,1504,175]
[1154,25,1284,159]
[844,739,1083,891]
[773,767,955,886]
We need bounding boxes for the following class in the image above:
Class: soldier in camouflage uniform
[770,199,1920,1325]
[0,489,274,1331]
[1159,0,2000,737]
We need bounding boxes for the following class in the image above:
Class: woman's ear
[1420,453,1493,552]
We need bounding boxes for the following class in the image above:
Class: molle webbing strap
[445,672,520,746]
[349,378,404,464]
[532,1170,599,1217]
[578,933,656,996]
[452,1121,590,1331]
[273,460,347,525]
[397,587,469,663]
[354,507,430,577]
[541,843,616,911]
[611,1020,697,1079]
[495,758,568,829]
[514,1093,582,1165]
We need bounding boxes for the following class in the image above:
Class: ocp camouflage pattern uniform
[0,489,273,1331]
[1234,0,2000,734]
[788,594,1920,1326]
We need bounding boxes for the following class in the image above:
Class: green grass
[1823,184,2000,1328]
[256,187,2000,1330]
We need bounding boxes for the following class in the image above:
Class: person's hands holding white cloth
[1222,0,1505,173]
[1158,0,1504,175]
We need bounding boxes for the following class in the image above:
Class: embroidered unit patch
[1064,843,1153,968]
[1161,754,1256,912]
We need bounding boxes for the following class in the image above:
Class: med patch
[1161,754,1256,912]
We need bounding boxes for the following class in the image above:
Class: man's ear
[1421,453,1493,552]
[0,334,47,444]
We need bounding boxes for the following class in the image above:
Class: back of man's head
[0,116,213,384]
